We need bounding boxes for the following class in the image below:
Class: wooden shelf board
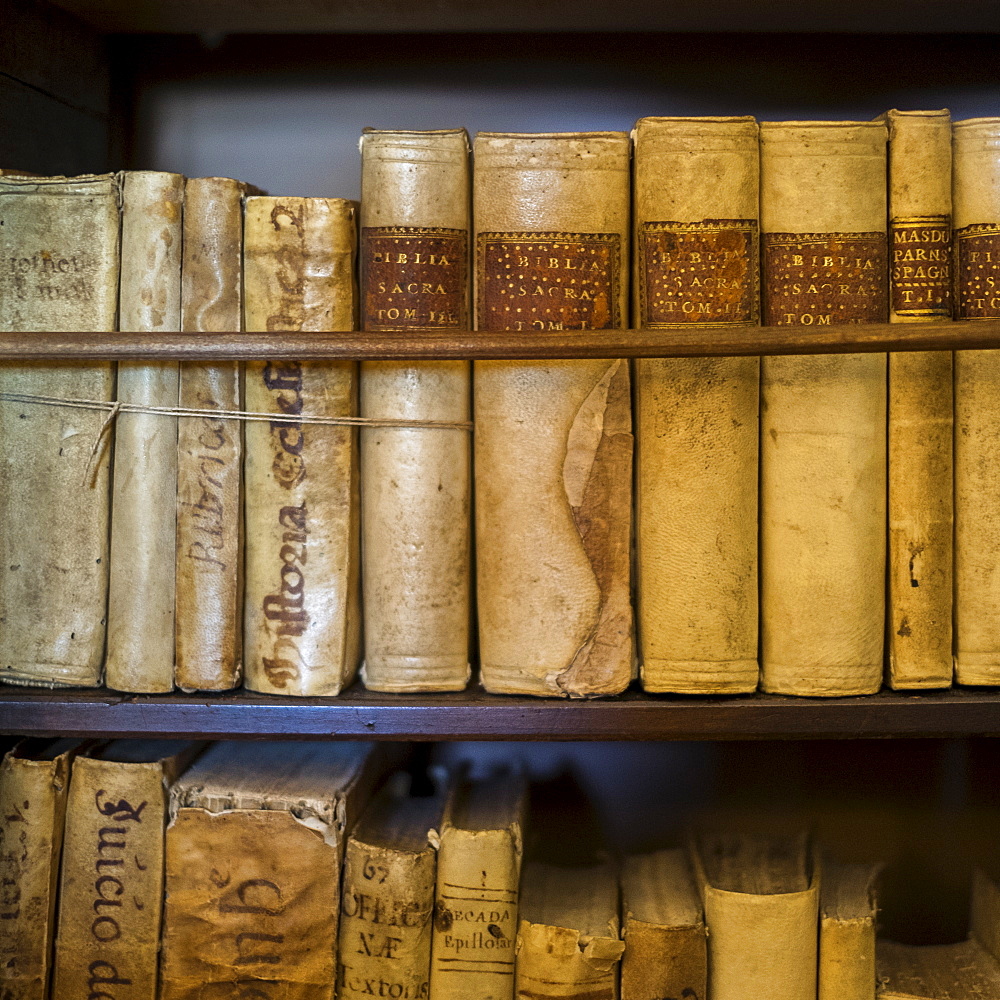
[2,685,999,741]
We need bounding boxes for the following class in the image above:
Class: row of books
[0,111,997,699]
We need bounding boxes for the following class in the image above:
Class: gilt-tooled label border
[890,215,952,318]
[955,222,1000,321]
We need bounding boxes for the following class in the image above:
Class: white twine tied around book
[0,391,474,487]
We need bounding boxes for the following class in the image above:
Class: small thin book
[820,861,881,1000]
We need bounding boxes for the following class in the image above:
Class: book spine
[242,196,361,696]
[176,176,248,691]
[359,129,472,692]
[337,836,436,1000]
[885,110,954,690]
[0,749,73,1000]
[515,919,623,1000]
[759,122,888,696]
[52,757,171,1000]
[106,170,184,693]
[819,913,875,1000]
[620,922,706,1000]
[953,118,1000,684]
[0,174,119,687]
[160,807,342,1000]
[473,132,634,697]
[633,116,760,694]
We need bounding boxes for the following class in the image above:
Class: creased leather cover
[760,122,888,697]
[954,118,1000,684]
[633,116,760,694]
[474,132,633,698]
[243,196,360,696]
[106,171,184,693]
[176,176,252,692]
[359,129,471,692]
[0,173,119,688]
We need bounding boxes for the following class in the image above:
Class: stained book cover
[473,131,633,698]
[819,861,880,1000]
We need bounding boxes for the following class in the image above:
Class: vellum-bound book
[515,860,624,1000]
[474,132,634,697]
[633,115,760,694]
[107,170,184,693]
[620,848,707,1000]
[359,128,471,692]
[243,196,361,695]
[885,110,954,689]
[176,176,256,691]
[0,173,120,687]
[819,862,880,1000]
[953,118,1000,684]
[759,121,888,696]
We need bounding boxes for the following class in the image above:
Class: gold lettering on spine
[891,215,952,316]
[956,223,1000,318]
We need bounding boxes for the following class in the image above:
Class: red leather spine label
[955,223,1000,319]
[890,215,952,317]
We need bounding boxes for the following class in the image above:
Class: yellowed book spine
[953,117,1000,684]
[359,129,471,692]
[818,863,878,1000]
[243,196,361,696]
[176,176,251,691]
[633,116,760,694]
[473,132,633,698]
[0,173,120,687]
[759,121,888,696]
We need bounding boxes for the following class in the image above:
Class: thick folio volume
[0,173,119,688]
[633,116,760,694]
[474,132,634,698]
[885,110,954,690]
[954,118,1000,685]
[106,171,184,693]
[243,197,361,696]
[176,177,254,691]
[759,121,888,697]
[359,129,471,692]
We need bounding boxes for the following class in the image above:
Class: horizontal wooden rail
[0,321,998,360]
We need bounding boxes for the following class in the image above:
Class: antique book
[428,770,527,1000]
[176,176,254,692]
[885,110,954,690]
[632,115,760,694]
[359,128,472,692]
[515,860,625,1000]
[759,121,889,696]
[474,131,633,697]
[337,779,446,1000]
[106,170,184,693]
[0,739,84,1000]
[161,741,393,1000]
[953,117,1000,684]
[819,861,880,1000]
[0,173,120,688]
[877,941,1000,999]
[243,196,361,696]
[51,740,202,1000]
[620,848,707,1000]
[689,829,820,1000]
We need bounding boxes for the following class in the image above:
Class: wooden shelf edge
[1,322,998,360]
[1,686,999,741]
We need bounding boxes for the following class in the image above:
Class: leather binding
[176,176,254,692]
[473,132,634,698]
[243,196,361,696]
[885,110,954,690]
[759,121,888,696]
[953,118,1000,685]
[359,129,472,692]
[51,740,203,1000]
[632,116,759,694]
[818,861,879,1000]
[106,171,184,693]
[0,173,120,688]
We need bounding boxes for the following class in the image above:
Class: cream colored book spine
[885,110,954,690]
[759,121,888,696]
[359,128,471,692]
[954,118,1000,684]
[819,862,879,1000]
[106,170,184,693]
[633,115,760,694]
[176,176,252,691]
[0,173,120,687]
[243,196,361,696]
[474,132,633,698]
